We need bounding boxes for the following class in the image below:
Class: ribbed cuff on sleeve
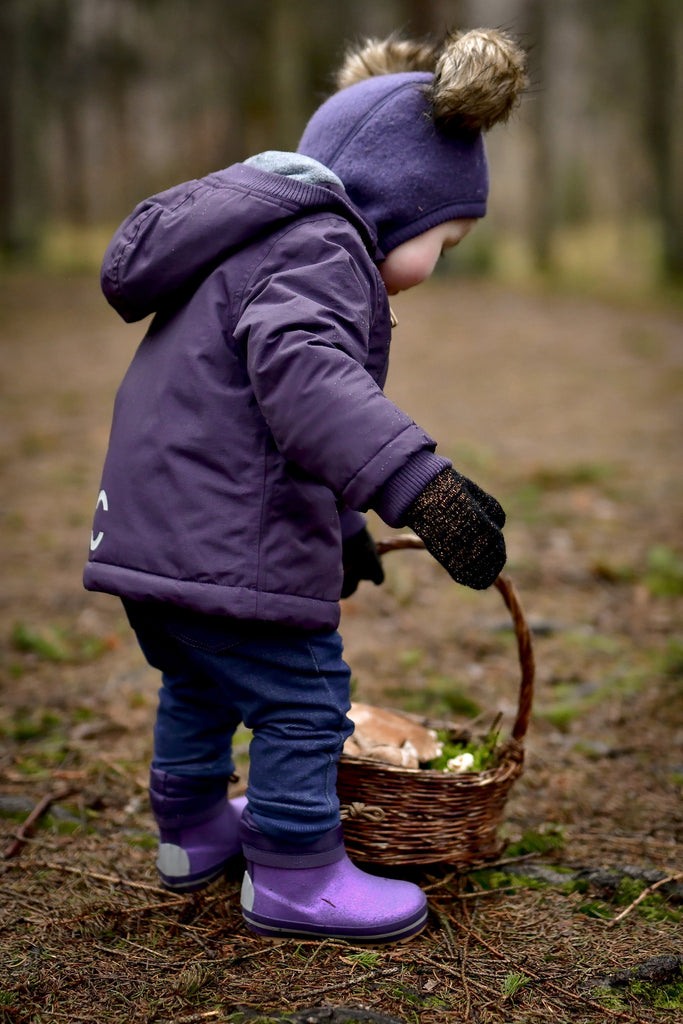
[372,450,452,528]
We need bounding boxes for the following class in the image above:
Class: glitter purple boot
[149,769,247,892]
[239,812,428,943]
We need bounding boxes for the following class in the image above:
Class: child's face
[379,218,477,295]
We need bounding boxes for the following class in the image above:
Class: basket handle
[374,535,535,744]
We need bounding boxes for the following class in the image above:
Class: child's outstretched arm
[235,215,505,590]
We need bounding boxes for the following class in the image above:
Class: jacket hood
[297,72,488,255]
[101,158,379,323]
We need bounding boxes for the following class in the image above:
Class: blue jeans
[122,600,354,840]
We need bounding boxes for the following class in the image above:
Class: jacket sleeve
[234,217,438,512]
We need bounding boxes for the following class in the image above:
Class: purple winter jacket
[84,160,443,630]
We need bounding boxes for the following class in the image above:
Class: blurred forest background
[2,6,682,1019]
[1,0,682,292]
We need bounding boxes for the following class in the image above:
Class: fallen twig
[480,851,542,869]
[457,886,520,899]
[3,787,76,859]
[434,909,457,955]
[606,870,683,927]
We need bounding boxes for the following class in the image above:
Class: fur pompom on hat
[298,29,527,254]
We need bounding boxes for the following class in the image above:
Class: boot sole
[245,922,428,946]
[242,904,428,944]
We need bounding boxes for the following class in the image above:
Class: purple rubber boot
[149,769,247,892]
[239,812,428,943]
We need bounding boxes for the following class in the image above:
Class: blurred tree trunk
[523,0,553,272]
[60,90,89,225]
[0,0,15,253]
[402,0,446,36]
[0,0,41,256]
[400,0,467,37]
[267,0,308,151]
[640,0,683,281]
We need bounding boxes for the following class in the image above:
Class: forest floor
[0,271,681,1024]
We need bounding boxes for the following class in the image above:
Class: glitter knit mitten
[404,468,506,590]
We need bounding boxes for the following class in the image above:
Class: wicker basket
[337,535,535,868]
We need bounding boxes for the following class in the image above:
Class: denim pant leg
[123,599,242,779]
[227,628,354,840]
[123,600,354,840]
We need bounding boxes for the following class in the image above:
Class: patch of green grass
[621,324,665,358]
[565,877,590,895]
[564,629,623,656]
[2,710,63,743]
[20,430,59,457]
[343,950,381,968]
[592,970,683,1013]
[613,876,647,906]
[445,441,496,474]
[468,868,521,891]
[398,647,424,669]
[536,662,650,732]
[590,986,629,1011]
[610,878,682,924]
[505,462,619,526]
[537,700,583,732]
[591,558,638,584]
[502,971,530,998]
[12,756,50,778]
[11,622,70,662]
[72,706,96,722]
[506,482,544,524]
[645,544,683,597]
[466,863,562,894]
[530,462,615,490]
[661,639,683,679]
[125,833,157,851]
[428,722,501,772]
[631,977,683,1010]
[505,824,566,857]
[43,814,84,836]
[384,673,482,720]
[440,684,482,719]
[127,690,149,709]
[577,900,613,919]
[10,620,112,664]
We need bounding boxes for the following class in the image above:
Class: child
[85,28,526,943]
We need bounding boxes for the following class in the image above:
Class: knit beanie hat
[298,30,527,254]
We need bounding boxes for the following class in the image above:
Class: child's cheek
[380,245,438,294]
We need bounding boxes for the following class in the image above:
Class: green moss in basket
[427,722,501,773]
